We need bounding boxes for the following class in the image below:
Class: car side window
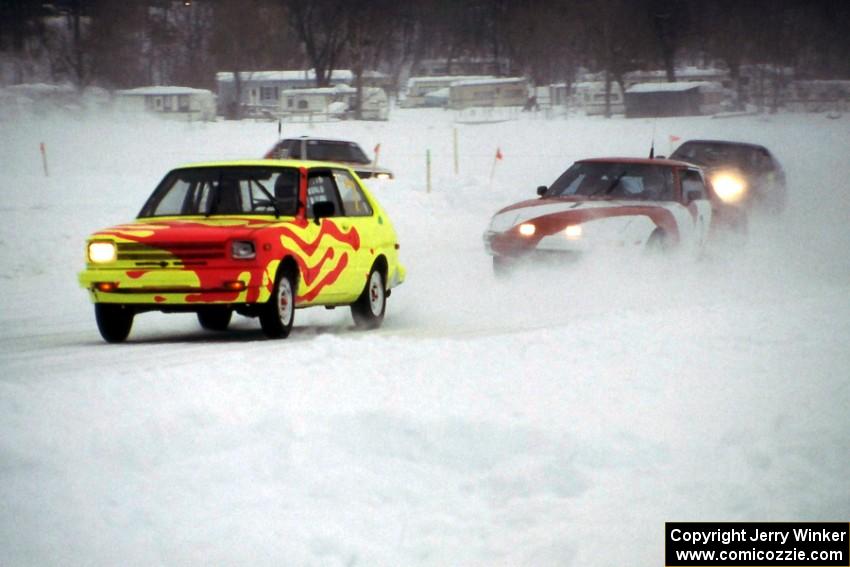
[681,169,707,201]
[286,139,302,159]
[333,170,373,217]
[306,171,342,218]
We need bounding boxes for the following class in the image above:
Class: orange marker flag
[490,147,503,183]
[668,135,681,155]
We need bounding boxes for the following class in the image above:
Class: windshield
[305,140,371,164]
[139,166,300,217]
[545,162,675,201]
[671,142,768,171]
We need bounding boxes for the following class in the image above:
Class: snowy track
[1,109,849,566]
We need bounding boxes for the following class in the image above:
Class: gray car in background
[264,136,394,180]
[670,139,787,214]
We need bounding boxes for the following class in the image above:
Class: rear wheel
[351,267,386,329]
[259,267,296,339]
[645,229,673,254]
[94,304,134,343]
[197,307,233,331]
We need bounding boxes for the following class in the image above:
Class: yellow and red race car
[79,160,405,342]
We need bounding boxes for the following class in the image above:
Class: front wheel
[492,255,514,278]
[351,267,386,329]
[259,268,296,339]
[94,304,134,343]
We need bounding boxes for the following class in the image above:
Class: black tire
[197,307,233,331]
[645,229,673,255]
[95,304,133,343]
[351,266,386,329]
[492,255,513,278]
[259,266,296,339]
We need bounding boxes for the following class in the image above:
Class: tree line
[1,0,848,94]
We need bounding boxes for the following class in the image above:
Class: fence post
[426,149,432,194]
[40,143,49,177]
[453,127,459,175]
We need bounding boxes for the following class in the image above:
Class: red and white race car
[483,157,740,273]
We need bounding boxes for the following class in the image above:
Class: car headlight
[518,223,536,236]
[88,241,116,263]
[712,172,747,203]
[565,225,582,239]
[231,240,256,259]
[375,172,392,180]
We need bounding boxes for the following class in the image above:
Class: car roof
[577,157,695,168]
[673,139,769,151]
[174,159,356,170]
[282,136,359,144]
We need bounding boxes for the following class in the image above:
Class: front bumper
[483,230,591,257]
[78,264,272,305]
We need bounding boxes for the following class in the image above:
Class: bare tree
[340,0,400,118]
[647,0,686,82]
[284,0,349,87]
[0,0,49,83]
[506,0,584,89]
[583,0,654,117]
[210,0,283,118]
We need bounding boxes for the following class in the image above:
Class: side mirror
[685,189,702,203]
[312,201,335,224]
[537,185,548,197]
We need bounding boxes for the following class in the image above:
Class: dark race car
[670,139,787,214]
[264,136,393,180]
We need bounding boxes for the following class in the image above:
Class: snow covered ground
[1,106,849,566]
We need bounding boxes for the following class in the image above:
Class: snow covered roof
[407,75,494,87]
[451,77,528,87]
[574,81,624,92]
[281,85,356,96]
[116,86,213,96]
[626,67,728,80]
[216,69,387,83]
[626,81,714,94]
[424,87,450,99]
[5,83,76,94]
[216,70,350,83]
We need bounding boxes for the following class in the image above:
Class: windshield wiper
[250,177,281,218]
[582,170,627,199]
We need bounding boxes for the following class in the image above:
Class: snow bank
[1,107,848,565]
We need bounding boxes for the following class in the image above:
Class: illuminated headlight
[565,225,583,239]
[712,172,747,203]
[518,223,536,236]
[375,172,392,180]
[231,240,256,259]
[88,241,116,263]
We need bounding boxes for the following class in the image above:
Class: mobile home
[624,81,724,118]
[574,81,625,115]
[115,86,216,121]
[448,77,529,110]
[279,85,389,121]
[216,69,390,117]
[401,75,493,108]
